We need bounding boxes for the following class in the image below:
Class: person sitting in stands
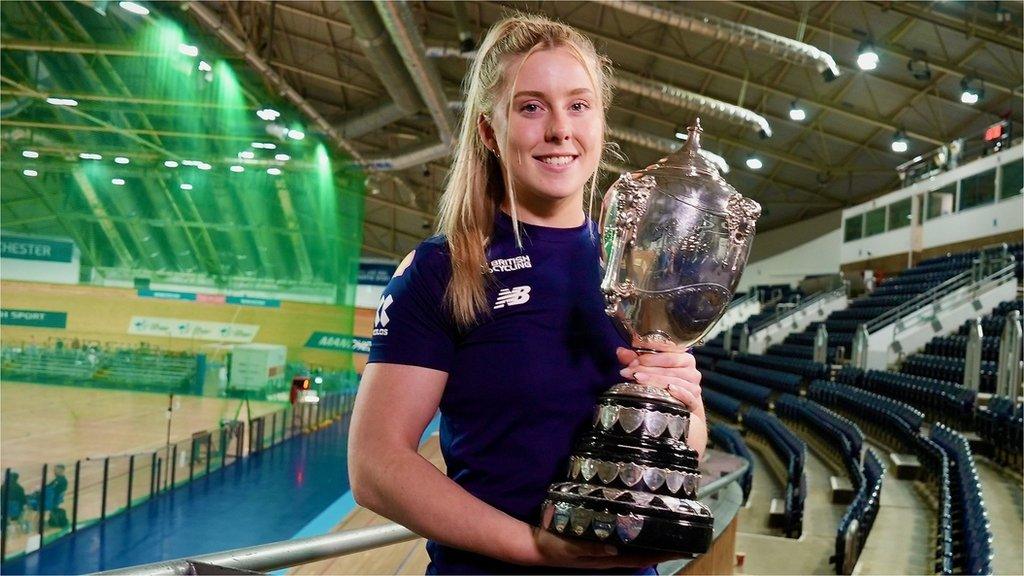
[1,471,27,531]
[27,464,69,529]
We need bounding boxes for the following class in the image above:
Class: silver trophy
[542,118,761,554]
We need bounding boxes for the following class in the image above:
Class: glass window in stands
[888,197,912,230]
[844,214,863,242]
[958,167,996,210]
[925,184,956,220]
[864,206,886,237]
[999,158,1022,199]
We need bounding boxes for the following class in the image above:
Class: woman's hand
[616,347,708,457]
[521,526,682,569]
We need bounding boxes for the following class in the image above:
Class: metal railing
[750,281,848,333]
[1,393,356,562]
[97,459,751,575]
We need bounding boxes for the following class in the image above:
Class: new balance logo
[373,294,393,336]
[494,286,531,309]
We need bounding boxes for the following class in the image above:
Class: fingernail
[619,368,632,378]
[604,545,618,555]
[634,372,648,382]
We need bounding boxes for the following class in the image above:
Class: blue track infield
[3,414,357,575]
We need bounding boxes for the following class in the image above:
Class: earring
[492,148,501,159]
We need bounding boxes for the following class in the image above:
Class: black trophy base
[542,483,713,555]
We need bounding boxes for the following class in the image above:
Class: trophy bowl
[543,118,761,556]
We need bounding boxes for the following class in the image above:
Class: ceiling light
[239,151,255,160]
[891,130,909,153]
[178,44,199,57]
[46,97,78,107]
[111,178,126,186]
[114,156,130,165]
[164,160,179,168]
[118,1,149,15]
[857,41,879,71]
[267,167,282,176]
[745,157,763,170]
[789,101,806,122]
[22,150,39,159]
[180,183,193,190]
[287,129,305,141]
[79,153,102,160]
[960,76,984,105]
[197,163,212,171]
[251,142,277,150]
[230,165,244,173]
[22,169,38,177]
[274,153,291,162]
[257,108,280,121]
[198,60,212,72]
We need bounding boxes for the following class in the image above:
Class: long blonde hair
[436,13,613,327]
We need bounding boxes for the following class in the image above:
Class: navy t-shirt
[368,212,652,575]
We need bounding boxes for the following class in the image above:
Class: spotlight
[111,178,126,186]
[178,44,199,58]
[251,142,277,150]
[180,183,193,190]
[198,61,212,73]
[857,40,879,71]
[239,151,256,160]
[256,108,280,121]
[960,76,984,105]
[274,153,290,162]
[22,150,39,159]
[287,129,305,141]
[118,1,149,15]
[164,160,179,168]
[79,153,102,160]
[789,101,806,122]
[197,162,212,171]
[267,167,282,176]
[230,165,244,173]
[891,130,909,153]
[46,97,78,107]
[674,128,687,140]
[114,156,130,165]
[745,156,763,170]
[22,169,38,177]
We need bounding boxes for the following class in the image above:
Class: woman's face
[484,47,603,210]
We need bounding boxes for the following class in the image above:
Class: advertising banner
[128,316,259,343]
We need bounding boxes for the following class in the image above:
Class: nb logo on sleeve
[494,286,531,309]
[373,294,393,336]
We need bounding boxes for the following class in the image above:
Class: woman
[350,13,707,574]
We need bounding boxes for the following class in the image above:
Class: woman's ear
[477,113,498,155]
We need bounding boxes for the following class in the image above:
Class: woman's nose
[546,113,572,142]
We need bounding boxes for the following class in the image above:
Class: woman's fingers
[620,365,701,383]
[632,351,696,369]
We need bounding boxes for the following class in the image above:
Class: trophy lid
[641,117,740,217]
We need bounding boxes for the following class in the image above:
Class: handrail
[865,260,1015,334]
[750,283,847,333]
[726,290,759,310]
[96,459,751,576]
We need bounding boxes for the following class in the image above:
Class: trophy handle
[600,173,655,316]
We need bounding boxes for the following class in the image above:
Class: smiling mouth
[534,155,579,166]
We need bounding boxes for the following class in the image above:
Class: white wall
[738,226,843,292]
[921,195,1024,250]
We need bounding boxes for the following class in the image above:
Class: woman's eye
[570,101,591,112]
[520,103,542,113]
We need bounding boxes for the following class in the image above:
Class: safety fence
[0,392,356,562]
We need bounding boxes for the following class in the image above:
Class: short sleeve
[366,240,457,372]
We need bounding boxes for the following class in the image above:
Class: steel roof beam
[866,1,1023,53]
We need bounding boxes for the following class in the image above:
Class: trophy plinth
[541,118,761,555]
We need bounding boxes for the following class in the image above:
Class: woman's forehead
[507,46,596,98]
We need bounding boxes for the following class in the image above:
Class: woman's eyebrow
[513,88,595,99]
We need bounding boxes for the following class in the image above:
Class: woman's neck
[501,197,586,228]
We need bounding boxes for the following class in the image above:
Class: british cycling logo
[373,294,393,336]
[494,286,531,309]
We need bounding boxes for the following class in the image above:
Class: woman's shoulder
[393,235,451,284]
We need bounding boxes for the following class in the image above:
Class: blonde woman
[350,14,707,574]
